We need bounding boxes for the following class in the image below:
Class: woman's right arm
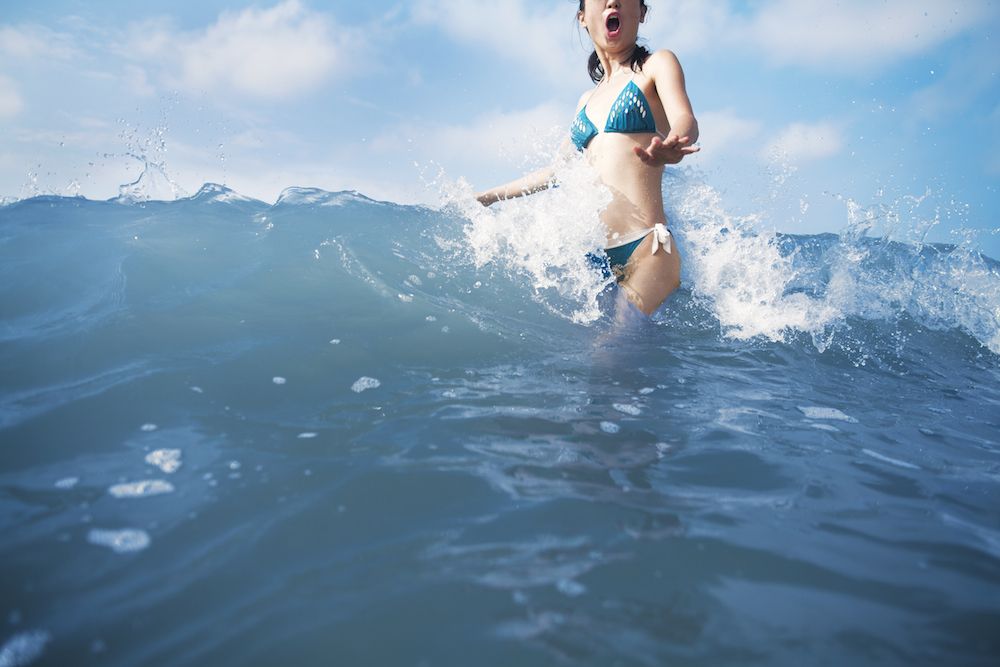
[476,91,589,207]
[475,164,558,206]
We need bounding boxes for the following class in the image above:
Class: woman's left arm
[634,49,700,166]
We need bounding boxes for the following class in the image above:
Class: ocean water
[1,171,999,666]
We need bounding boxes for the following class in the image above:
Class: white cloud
[642,1,734,57]
[411,0,583,89]
[430,103,566,163]
[0,74,24,119]
[123,64,156,98]
[129,1,351,99]
[696,109,762,155]
[746,0,996,69]
[765,122,843,162]
[0,24,76,60]
[408,0,996,87]
[374,102,567,175]
[644,0,997,71]
[121,18,174,60]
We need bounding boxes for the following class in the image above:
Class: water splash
[438,155,614,324]
[112,119,187,203]
[670,173,1000,355]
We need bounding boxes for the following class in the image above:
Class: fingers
[633,135,700,165]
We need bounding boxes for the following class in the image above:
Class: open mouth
[606,13,621,37]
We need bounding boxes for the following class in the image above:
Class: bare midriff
[583,132,667,245]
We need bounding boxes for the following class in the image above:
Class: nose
[605,0,620,8]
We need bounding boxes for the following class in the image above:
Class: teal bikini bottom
[588,224,672,279]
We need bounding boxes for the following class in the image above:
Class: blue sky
[1,0,998,254]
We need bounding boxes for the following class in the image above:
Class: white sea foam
[673,180,840,341]
[108,479,174,498]
[556,579,586,597]
[87,528,150,554]
[672,176,1000,353]
[600,421,620,434]
[297,432,318,439]
[54,477,79,489]
[798,406,858,423]
[351,376,381,393]
[443,146,1000,350]
[811,423,840,432]
[272,376,287,385]
[140,423,158,432]
[862,448,920,470]
[613,403,642,416]
[145,449,182,474]
[0,630,51,667]
[442,154,613,324]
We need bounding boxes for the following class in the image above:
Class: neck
[595,43,636,82]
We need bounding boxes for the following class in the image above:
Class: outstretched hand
[633,134,700,166]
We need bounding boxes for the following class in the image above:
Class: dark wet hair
[577,0,651,83]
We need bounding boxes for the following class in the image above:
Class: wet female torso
[570,71,671,244]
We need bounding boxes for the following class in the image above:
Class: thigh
[619,234,682,315]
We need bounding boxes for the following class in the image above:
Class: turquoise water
[1,181,999,666]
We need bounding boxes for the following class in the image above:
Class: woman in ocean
[476,0,699,316]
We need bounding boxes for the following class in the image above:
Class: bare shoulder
[642,49,684,77]
[575,88,592,112]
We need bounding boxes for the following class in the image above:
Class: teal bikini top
[570,79,657,151]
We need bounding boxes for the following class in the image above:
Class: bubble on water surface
[861,448,920,470]
[351,377,381,393]
[555,579,586,597]
[87,528,150,554]
[797,406,858,423]
[0,630,51,667]
[272,377,287,385]
[600,421,620,434]
[810,423,839,432]
[54,477,79,489]
[140,423,158,432]
[145,449,182,474]
[613,403,642,416]
[108,480,174,498]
